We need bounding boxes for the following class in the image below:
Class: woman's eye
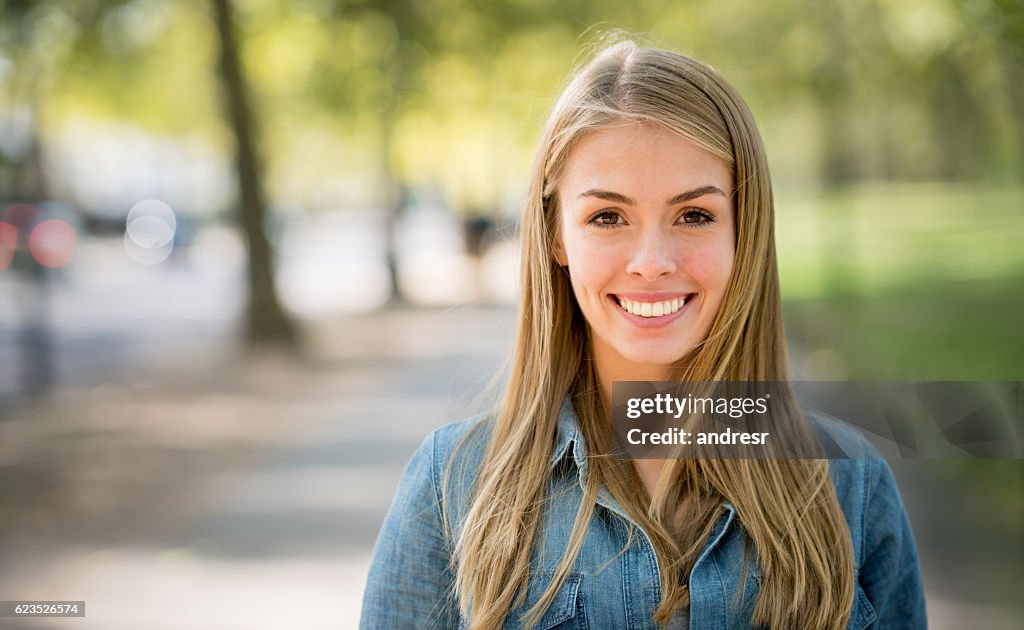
[589,211,624,227]
[678,209,714,225]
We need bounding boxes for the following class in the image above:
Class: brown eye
[679,209,714,225]
[589,211,624,227]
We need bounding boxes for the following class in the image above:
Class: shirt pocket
[846,583,878,630]
[504,571,586,630]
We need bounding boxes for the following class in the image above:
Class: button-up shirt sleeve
[857,456,927,629]
[361,430,459,629]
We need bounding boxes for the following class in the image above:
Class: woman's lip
[608,293,693,328]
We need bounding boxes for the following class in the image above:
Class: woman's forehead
[557,123,734,202]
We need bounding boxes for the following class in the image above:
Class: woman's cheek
[579,250,613,298]
[691,240,734,283]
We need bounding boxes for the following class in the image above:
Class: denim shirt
[361,400,927,629]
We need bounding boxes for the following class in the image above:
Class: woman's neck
[597,361,675,410]
[592,350,682,501]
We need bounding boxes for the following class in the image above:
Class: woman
[361,41,926,629]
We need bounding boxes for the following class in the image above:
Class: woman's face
[554,122,735,382]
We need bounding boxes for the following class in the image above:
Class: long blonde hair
[450,40,855,629]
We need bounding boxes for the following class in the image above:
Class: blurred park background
[0,0,1021,627]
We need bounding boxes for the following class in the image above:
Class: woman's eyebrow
[666,185,727,205]
[578,189,636,205]
[578,185,727,206]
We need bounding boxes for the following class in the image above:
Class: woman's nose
[625,231,677,282]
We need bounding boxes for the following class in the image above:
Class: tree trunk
[210,0,296,345]
[379,111,406,306]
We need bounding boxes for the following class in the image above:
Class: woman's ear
[552,228,568,267]
[546,193,568,266]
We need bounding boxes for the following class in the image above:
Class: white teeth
[618,296,688,318]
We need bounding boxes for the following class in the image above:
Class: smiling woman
[361,40,926,630]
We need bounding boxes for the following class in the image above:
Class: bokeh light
[124,199,177,265]
[0,222,16,269]
[28,219,77,269]
[2,204,40,250]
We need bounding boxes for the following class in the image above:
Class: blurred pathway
[0,305,515,629]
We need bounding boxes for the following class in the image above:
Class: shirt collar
[547,395,739,514]
[549,397,587,472]
[547,396,739,554]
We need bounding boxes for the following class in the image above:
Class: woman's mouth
[612,294,694,318]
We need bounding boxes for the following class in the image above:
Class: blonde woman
[361,41,925,629]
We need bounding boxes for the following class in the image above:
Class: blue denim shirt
[361,400,927,629]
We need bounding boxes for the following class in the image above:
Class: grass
[775,182,1023,380]
[784,275,1024,380]
[775,182,1024,300]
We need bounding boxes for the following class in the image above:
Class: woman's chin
[611,348,691,378]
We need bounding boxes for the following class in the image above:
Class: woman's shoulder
[424,410,495,468]
[381,412,496,538]
[804,410,879,461]
[402,411,496,539]
[403,410,496,506]
[805,411,913,562]
[805,413,926,623]
[804,411,889,501]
